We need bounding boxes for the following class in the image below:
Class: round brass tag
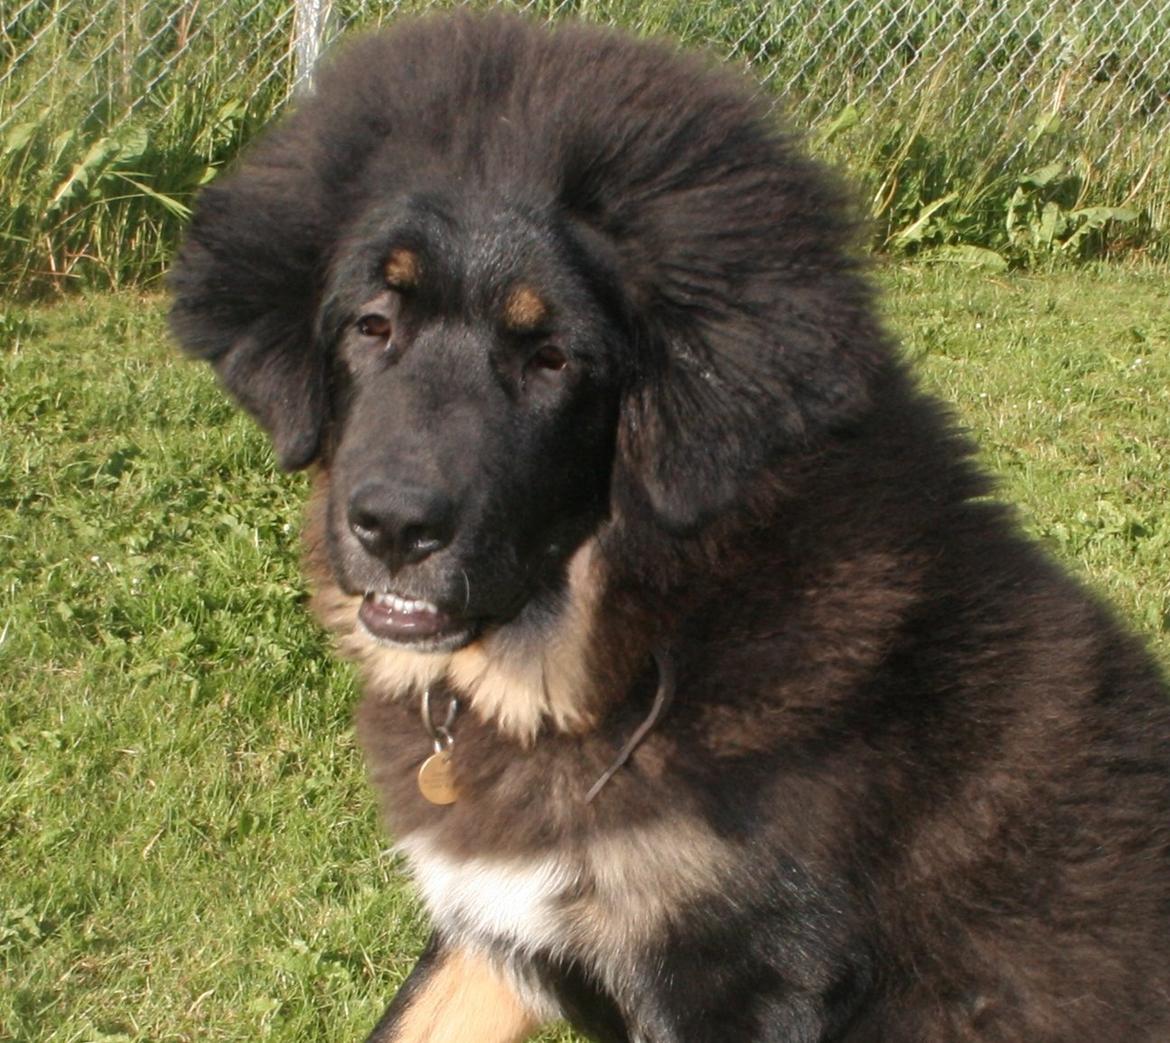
[418,751,458,805]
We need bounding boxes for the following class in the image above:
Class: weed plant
[2,0,1169,295]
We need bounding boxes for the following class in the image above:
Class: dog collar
[417,687,460,805]
[585,648,675,803]
[415,649,675,806]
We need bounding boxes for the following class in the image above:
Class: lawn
[1,264,1168,1041]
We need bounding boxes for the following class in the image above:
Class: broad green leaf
[815,104,859,147]
[890,192,959,247]
[926,245,1009,271]
[1,122,37,158]
[1028,111,1063,142]
[1069,206,1139,228]
[1038,201,1067,246]
[1018,162,1065,189]
[48,137,119,212]
[113,126,151,167]
[110,173,192,219]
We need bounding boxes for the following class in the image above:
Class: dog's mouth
[357,591,477,652]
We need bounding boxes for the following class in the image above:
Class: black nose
[347,480,456,569]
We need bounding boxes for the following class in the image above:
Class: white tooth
[372,592,442,615]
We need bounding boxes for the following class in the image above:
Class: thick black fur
[170,13,1170,1042]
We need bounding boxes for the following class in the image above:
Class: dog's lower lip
[358,592,463,644]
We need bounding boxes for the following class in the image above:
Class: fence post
[293,0,334,94]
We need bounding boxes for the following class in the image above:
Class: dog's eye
[525,345,568,375]
[520,345,569,393]
[356,313,393,347]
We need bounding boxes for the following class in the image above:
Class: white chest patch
[395,820,737,1034]
[396,817,735,961]
[395,833,578,957]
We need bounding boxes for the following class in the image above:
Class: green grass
[894,264,1170,634]
[3,0,1169,294]
[2,266,1169,1040]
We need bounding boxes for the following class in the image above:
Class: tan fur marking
[389,947,538,1043]
[502,284,548,332]
[573,818,737,952]
[402,816,737,1000]
[321,540,602,743]
[384,248,420,289]
[448,541,600,741]
[442,543,599,739]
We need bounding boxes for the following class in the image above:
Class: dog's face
[170,17,890,669]
[316,192,627,651]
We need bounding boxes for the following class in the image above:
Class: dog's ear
[545,34,889,532]
[166,16,491,471]
[596,149,887,532]
[168,135,331,471]
[614,272,885,533]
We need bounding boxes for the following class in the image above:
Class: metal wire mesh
[5,0,1167,150]
[2,0,1168,291]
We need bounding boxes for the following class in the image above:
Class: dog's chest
[396,816,734,964]
[395,833,573,955]
[396,832,580,955]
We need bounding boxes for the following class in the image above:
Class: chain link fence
[7,0,1169,148]
[3,0,1169,290]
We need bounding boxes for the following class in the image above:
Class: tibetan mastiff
[169,13,1170,1042]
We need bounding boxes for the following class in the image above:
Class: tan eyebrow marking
[502,284,549,332]
[384,248,421,289]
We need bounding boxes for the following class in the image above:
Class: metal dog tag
[418,750,458,805]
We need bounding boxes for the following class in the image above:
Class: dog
[169,13,1170,1042]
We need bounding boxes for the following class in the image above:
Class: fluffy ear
[614,266,886,533]
[540,27,890,531]
[599,142,879,533]
[168,137,332,471]
[166,15,494,470]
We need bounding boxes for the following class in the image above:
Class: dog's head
[314,190,630,650]
[170,14,888,654]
